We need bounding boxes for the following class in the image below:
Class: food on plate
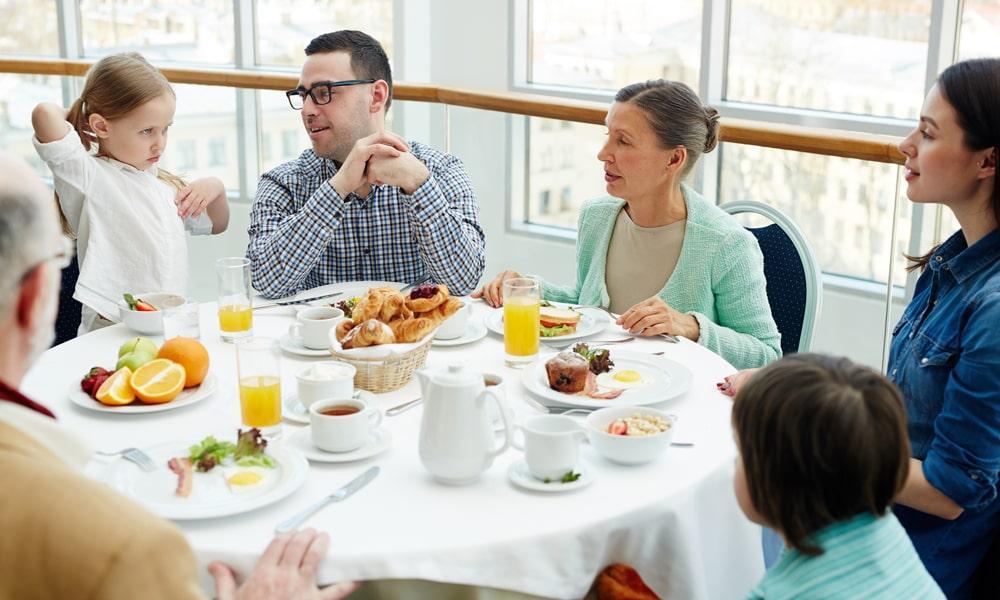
[545,351,591,393]
[156,337,209,387]
[342,319,395,349]
[116,336,158,371]
[221,465,274,494]
[387,316,436,343]
[130,359,186,404]
[95,367,135,406]
[171,428,276,498]
[543,470,582,484]
[605,413,672,437]
[80,366,112,399]
[572,343,614,375]
[595,369,650,390]
[539,304,582,337]
[334,296,360,319]
[123,293,157,312]
[405,283,448,312]
[167,457,193,497]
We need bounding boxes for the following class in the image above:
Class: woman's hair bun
[703,106,720,153]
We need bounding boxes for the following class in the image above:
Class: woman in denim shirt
[888,58,1000,598]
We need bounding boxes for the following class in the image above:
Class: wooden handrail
[1,58,906,165]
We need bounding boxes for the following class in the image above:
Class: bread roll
[387,317,436,343]
[342,319,395,349]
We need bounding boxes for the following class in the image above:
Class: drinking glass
[216,257,253,341]
[503,278,540,368]
[235,337,282,436]
[162,300,201,340]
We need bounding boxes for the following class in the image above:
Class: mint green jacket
[539,186,782,369]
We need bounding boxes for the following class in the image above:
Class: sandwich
[539,305,581,337]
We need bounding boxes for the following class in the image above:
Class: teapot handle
[481,387,511,460]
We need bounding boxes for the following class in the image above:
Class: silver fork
[572,305,680,343]
[95,447,157,472]
[543,337,636,351]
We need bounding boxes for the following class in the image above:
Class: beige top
[604,208,686,314]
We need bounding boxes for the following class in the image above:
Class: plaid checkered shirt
[247,142,486,298]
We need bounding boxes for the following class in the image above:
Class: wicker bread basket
[329,334,433,393]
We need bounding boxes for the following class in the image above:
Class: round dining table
[22,282,764,599]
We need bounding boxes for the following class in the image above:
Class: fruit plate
[68,373,218,414]
[484,304,611,342]
[101,440,307,520]
[521,350,692,409]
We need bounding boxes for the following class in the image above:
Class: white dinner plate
[432,320,488,347]
[484,304,610,343]
[283,390,373,425]
[102,440,308,520]
[68,372,218,414]
[284,426,392,463]
[507,459,593,493]
[279,333,331,357]
[521,350,692,409]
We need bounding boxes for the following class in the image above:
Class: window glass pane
[959,0,1000,60]
[0,0,59,55]
[80,0,235,64]
[528,0,701,92]
[0,74,65,177]
[159,84,240,190]
[726,0,930,120]
[719,144,910,286]
[525,118,607,228]
[254,0,393,67]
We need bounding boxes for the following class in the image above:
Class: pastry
[341,319,395,349]
[378,291,413,322]
[544,351,590,393]
[405,283,449,312]
[353,289,385,323]
[334,319,355,343]
[387,317,436,343]
[420,297,463,326]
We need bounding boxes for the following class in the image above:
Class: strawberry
[80,366,112,395]
[123,293,157,312]
[607,419,628,436]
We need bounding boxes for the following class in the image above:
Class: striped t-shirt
[747,512,944,599]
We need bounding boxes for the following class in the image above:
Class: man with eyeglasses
[246,30,486,298]
[0,152,357,599]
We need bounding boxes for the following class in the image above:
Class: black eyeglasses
[285,79,376,110]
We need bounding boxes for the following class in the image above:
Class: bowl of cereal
[585,406,676,465]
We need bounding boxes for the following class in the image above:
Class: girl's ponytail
[65,97,93,151]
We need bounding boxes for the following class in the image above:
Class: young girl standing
[32,52,229,334]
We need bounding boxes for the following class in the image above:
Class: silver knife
[253,291,344,310]
[274,466,379,534]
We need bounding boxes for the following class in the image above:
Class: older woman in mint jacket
[475,80,781,370]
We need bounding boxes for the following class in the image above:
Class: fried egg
[595,369,650,390]
[221,465,274,495]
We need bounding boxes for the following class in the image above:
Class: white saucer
[285,426,392,463]
[507,459,594,493]
[432,320,488,347]
[279,334,330,357]
[283,390,371,424]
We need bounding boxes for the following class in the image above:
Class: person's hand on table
[330,131,409,198]
[617,296,699,341]
[471,270,522,308]
[209,529,359,600]
[717,368,759,397]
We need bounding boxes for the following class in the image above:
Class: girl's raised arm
[31,102,72,143]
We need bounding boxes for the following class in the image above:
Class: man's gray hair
[0,158,59,316]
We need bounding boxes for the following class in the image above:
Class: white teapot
[417,363,512,485]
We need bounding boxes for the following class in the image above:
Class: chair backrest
[720,201,823,354]
[53,257,82,346]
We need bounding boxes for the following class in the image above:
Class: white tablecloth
[22,283,763,599]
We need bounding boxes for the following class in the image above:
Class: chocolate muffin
[545,351,590,393]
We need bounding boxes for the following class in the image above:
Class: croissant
[334,319,355,343]
[341,319,395,349]
[405,284,449,312]
[353,289,385,322]
[387,317,436,343]
[420,297,464,326]
[378,291,413,322]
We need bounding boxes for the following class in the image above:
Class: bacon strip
[167,457,193,498]
[578,372,624,400]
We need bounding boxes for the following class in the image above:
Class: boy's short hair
[732,353,910,555]
[305,30,393,110]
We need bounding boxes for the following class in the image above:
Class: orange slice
[95,367,135,406]
[130,359,186,404]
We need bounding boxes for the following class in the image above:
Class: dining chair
[720,201,823,355]
[53,255,82,346]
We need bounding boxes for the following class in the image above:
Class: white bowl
[434,301,470,340]
[585,406,677,465]
[118,292,186,335]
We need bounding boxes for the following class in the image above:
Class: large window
[0,74,64,176]
[959,0,1000,60]
[0,0,59,55]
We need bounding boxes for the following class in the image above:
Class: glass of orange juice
[503,277,540,368]
[216,257,253,342]
[235,337,282,436]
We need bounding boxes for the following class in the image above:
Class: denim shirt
[888,228,1000,599]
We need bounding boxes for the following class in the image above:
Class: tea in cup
[514,415,587,481]
[296,361,355,408]
[288,306,344,349]
[309,397,382,453]
[434,301,470,340]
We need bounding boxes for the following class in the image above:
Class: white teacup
[433,302,470,340]
[513,415,587,481]
[289,306,344,349]
[296,361,356,408]
[309,397,382,453]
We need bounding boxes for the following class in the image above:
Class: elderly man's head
[0,153,64,377]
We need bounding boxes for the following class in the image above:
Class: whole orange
[157,337,210,387]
